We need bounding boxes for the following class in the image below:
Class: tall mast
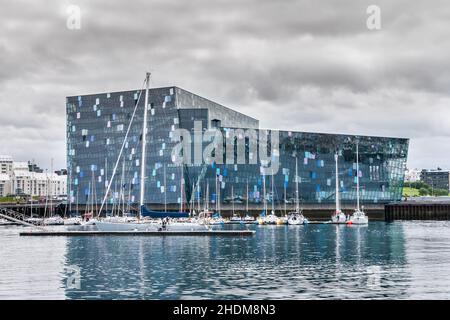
[190,182,196,214]
[205,181,209,211]
[218,177,221,214]
[231,185,235,215]
[50,158,53,217]
[87,180,91,214]
[335,153,340,212]
[271,169,275,213]
[105,157,108,215]
[76,186,79,215]
[121,157,125,216]
[30,186,33,218]
[68,166,72,215]
[263,173,267,213]
[295,157,299,212]
[163,163,167,212]
[43,169,48,221]
[180,166,183,213]
[92,171,97,216]
[215,175,218,212]
[139,72,151,220]
[356,143,360,211]
[246,180,249,214]
[127,179,131,213]
[197,178,201,212]
[113,180,117,216]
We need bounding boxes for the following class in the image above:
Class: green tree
[419,188,429,196]
[434,189,449,196]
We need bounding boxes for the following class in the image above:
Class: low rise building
[0,155,13,176]
[0,173,11,197]
[0,155,67,197]
[421,169,450,191]
[405,168,421,183]
[12,171,67,197]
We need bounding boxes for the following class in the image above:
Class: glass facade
[66,87,409,210]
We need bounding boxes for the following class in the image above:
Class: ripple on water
[1,221,450,299]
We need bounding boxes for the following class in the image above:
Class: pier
[20,230,256,237]
[6,199,450,223]
[385,198,450,221]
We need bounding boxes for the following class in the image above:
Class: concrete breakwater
[385,200,450,221]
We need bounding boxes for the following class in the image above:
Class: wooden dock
[19,230,256,237]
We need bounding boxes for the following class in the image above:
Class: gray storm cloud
[1,0,450,170]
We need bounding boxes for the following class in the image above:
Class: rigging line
[96,77,146,218]
[112,109,143,214]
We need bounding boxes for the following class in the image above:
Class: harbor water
[1,221,450,299]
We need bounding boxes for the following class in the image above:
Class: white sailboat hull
[24,217,43,224]
[207,218,225,225]
[348,216,368,225]
[287,213,305,225]
[331,212,347,224]
[43,216,64,225]
[348,211,368,225]
[262,215,279,225]
[81,218,98,226]
[287,218,302,225]
[64,217,82,225]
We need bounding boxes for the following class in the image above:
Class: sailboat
[95,73,207,232]
[64,167,81,225]
[64,185,82,225]
[287,157,307,225]
[269,169,286,225]
[80,171,99,226]
[257,174,266,224]
[25,188,43,225]
[347,143,369,225]
[64,216,82,225]
[199,181,214,218]
[229,185,242,223]
[331,153,347,224]
[243,181,255,222]
[208,174,225,225]
[261,173,278,225]
[103,159,137,223]
[43,163,64,226]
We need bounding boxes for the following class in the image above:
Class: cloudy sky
[1,0,450,170]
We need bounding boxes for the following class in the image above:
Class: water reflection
[62,222,410,299]
[402,221,450,299]
[9,221,450,299]
[0,226,67,299]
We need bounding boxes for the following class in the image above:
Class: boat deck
[19,230,256,237]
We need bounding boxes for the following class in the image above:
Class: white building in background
[0,156,13,196]
[13,171,67,197]
[0,174,11,197]
[13,161,29,172]
[0,155,67,197]
[405,168,421,183]
[0,155,13,175]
